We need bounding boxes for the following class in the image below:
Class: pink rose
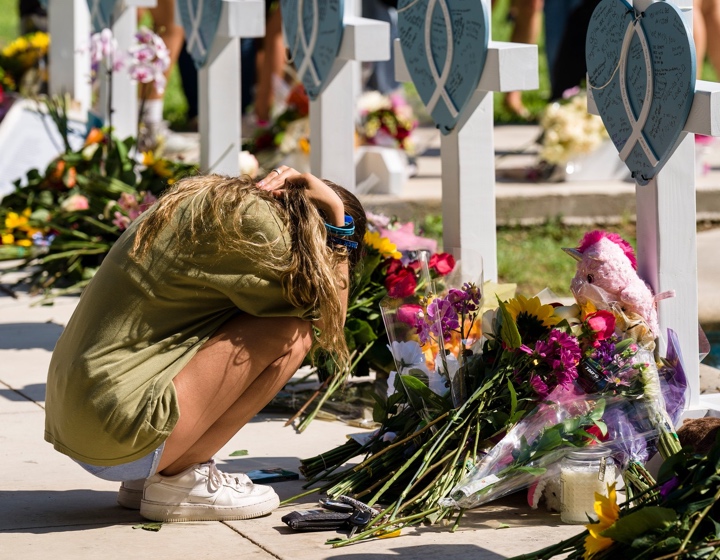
[586,310,615,341]
[397,303,423,327]
[60,194,89,212]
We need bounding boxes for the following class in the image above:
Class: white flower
[387,370,397,398]
[388,340,425,371]
[357,91,391,115]
[382,431,397,443]
[481,308,498,338]
[239,151,259,178]
[427,366,448,396]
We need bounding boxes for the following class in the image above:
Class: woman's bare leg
[157,313,313,475]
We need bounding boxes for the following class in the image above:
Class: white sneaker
[117,478,145,510]
[140,460,279,522]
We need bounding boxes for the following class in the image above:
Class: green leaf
[514,466,546,476]
[497,299,521,349]
[508,379,518,420]
[495,523,510,529]
[398,374,450,414]
[345,317,377,345]
[602,507,677,544]
[229,450,248,457]
[132,522,162,532]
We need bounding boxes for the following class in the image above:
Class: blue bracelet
[324,215,354,237]
[328,235,358,250]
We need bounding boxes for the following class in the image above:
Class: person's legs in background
[177,40,198,131]
[503,0,544,119]
[253,2,285,127]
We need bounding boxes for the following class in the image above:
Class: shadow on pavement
[0,489,140,532]
[0,382,45,402]
[0,322,63,350]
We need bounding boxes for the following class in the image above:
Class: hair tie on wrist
[324,215,355,237]
[327,235,358,250]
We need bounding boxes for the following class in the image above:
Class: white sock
[142,99,164,125]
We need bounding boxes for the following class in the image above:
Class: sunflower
[584,483,619,559]
[505,294,559,343]
[364,231,401,259]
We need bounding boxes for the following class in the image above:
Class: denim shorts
[74,442,165,482]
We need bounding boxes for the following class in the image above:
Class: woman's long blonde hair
[130,174,366,369]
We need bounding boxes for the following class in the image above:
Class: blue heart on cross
[586,0,696,184]
[281,0,345,101]
[397,0,489,134]
[177,0,224,69]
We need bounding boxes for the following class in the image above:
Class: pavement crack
[220,521,283,559]
[0,379,44,409]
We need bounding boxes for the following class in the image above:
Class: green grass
[496,220,636,297]
[0,0,19,49]
[418,215,637,298]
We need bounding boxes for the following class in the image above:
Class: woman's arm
[256,166,345,226]
[256,167,350,319]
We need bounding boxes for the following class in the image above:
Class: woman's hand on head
[256,166,345,226]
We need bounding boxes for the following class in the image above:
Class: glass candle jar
[560,447,615,524]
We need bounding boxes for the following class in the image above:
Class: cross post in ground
[394,0,538,283]
[302,0,390,191]
[47,0,92,115]
[197,0,264,175]
[589,0,720,413]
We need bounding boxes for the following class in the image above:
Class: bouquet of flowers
[284,215,457,432]
[292,231,686,546]
[242,83,311,175]
[539,89,608,166]
[356,90,417,155]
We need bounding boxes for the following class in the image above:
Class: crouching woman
[44,167,365,522]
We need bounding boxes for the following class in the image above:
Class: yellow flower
[5,208,31,230]
[505,295,559,328]
[580,300,598,319]
[298,137,310,154]
[584,483,619,559]
[2,233,14,244]
[364,231,401,259]
[142,151,172,178]
[16,239,32,247]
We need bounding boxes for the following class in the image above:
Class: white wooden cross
[393,0,538,283]
[587,0,720,413]
[305,0,390,192]
[197,0,264,175]
[47,0,93,115]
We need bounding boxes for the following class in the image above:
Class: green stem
[675,483,720,555]
[329,506,441,547]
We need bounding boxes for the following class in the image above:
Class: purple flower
[529,329,582,397]
[659,476,680,499]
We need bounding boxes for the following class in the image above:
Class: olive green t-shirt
[45,193,310,466]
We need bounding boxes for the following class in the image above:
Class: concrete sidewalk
[2,125,720,558]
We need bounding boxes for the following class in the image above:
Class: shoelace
[204,461,254,493]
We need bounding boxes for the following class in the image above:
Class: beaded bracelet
[324,215,354,237]
[328,235,358,250]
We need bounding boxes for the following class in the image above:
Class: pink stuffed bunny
[564,230,663,338]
